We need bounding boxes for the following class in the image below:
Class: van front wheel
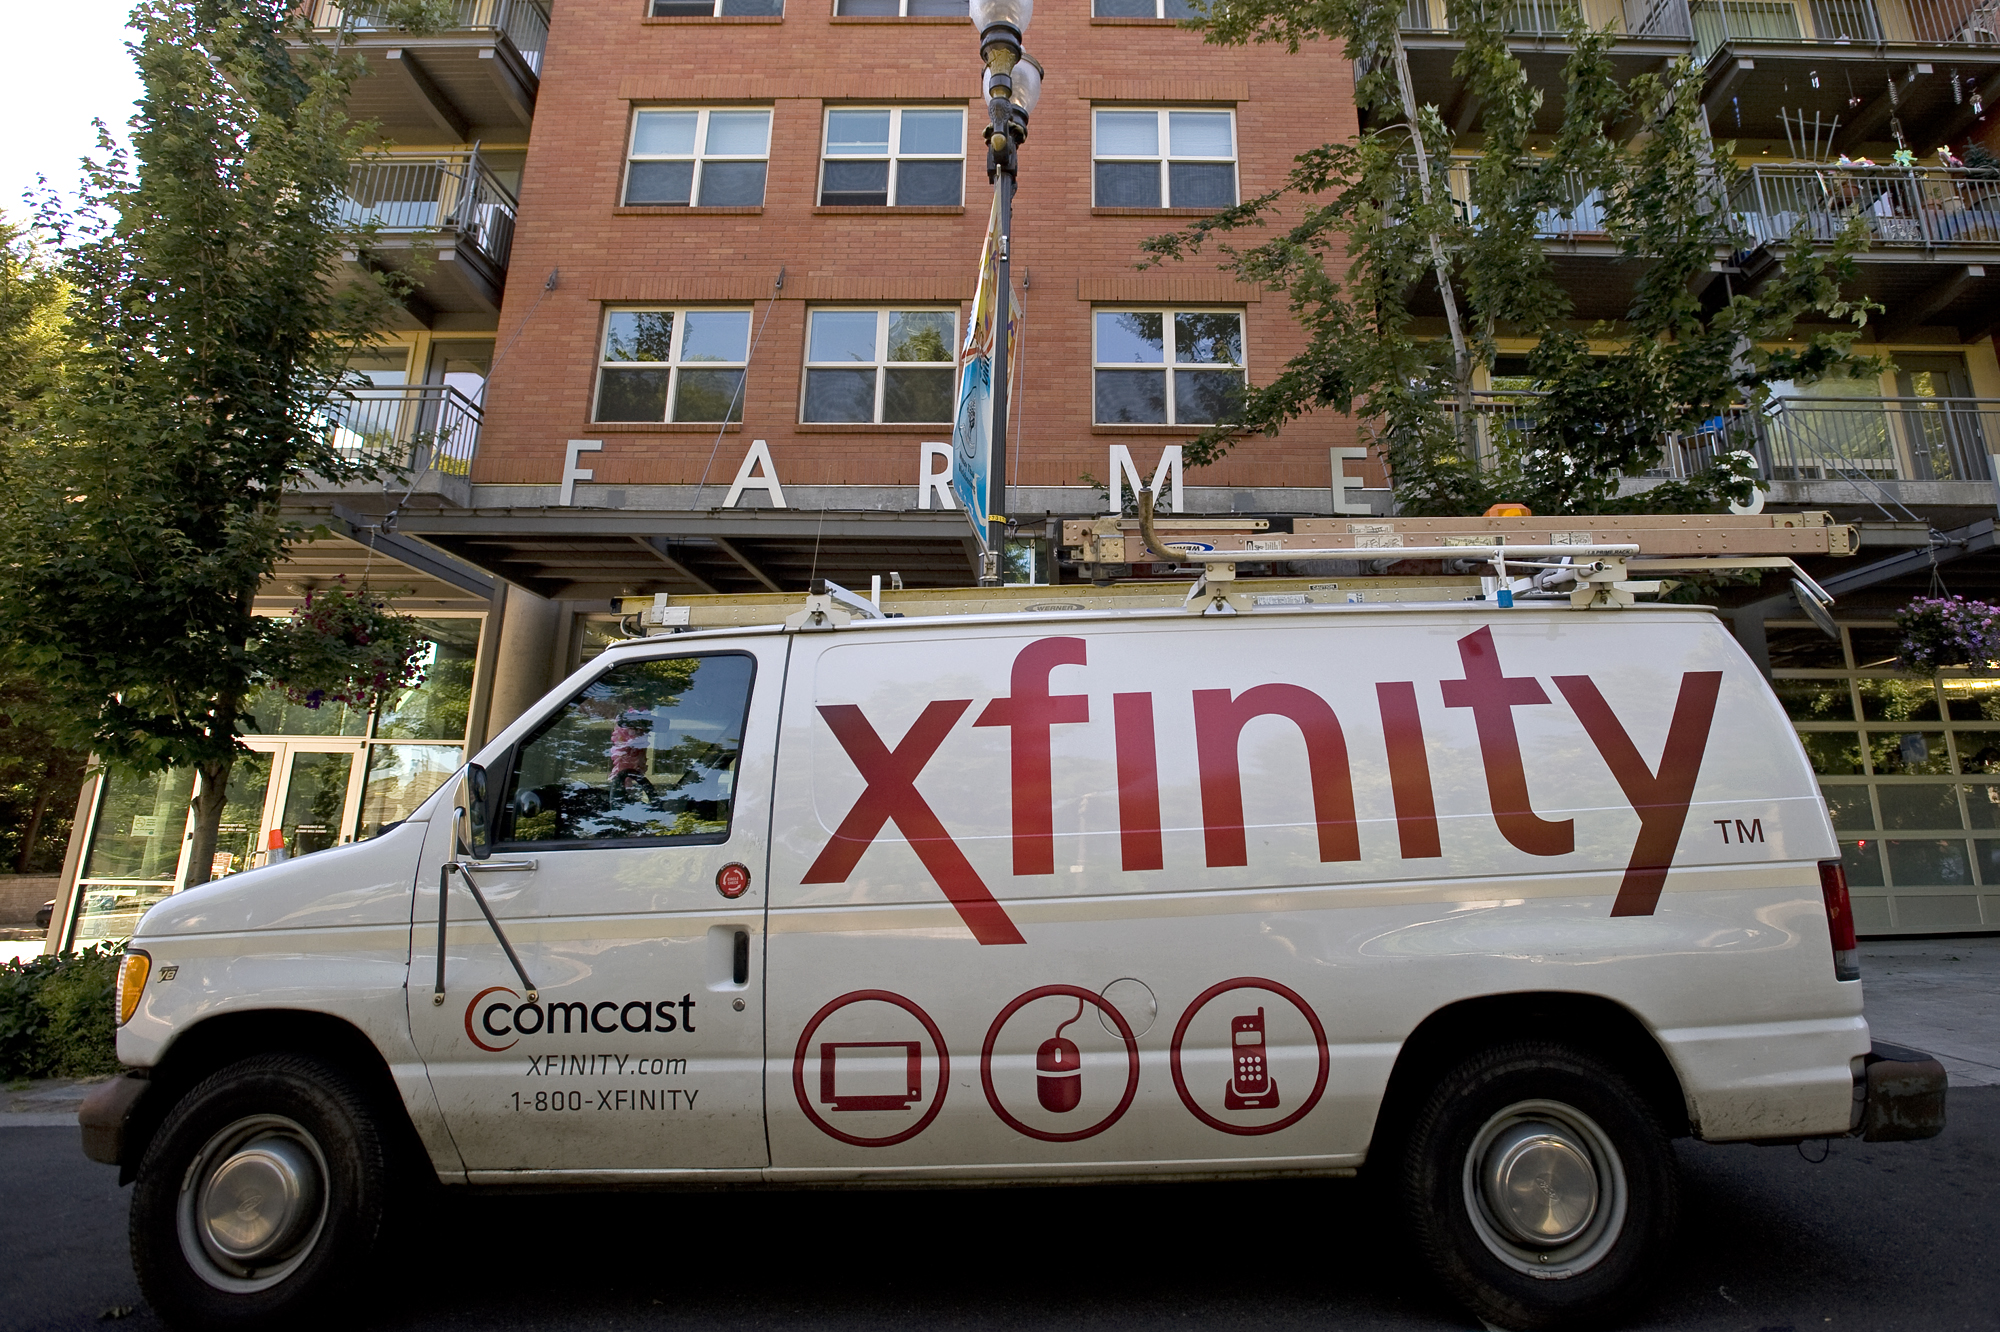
[130,1055,387,1331]
[1402,1042,1678,1331]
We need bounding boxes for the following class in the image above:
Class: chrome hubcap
[177,1115,329,1293]
[1479,1122,1600,1245]
[1462,1099,1627,1279]
[199,1135,321,1264]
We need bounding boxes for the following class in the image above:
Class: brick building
[41,0,2000,946]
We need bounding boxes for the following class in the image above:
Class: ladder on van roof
[609,499,1854,633]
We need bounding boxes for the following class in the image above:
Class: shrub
[0,945,122,1081]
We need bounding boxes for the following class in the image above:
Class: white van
[80,596,1946,1332]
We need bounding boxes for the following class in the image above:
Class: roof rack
[608,492,1851,634]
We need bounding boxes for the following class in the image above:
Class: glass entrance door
[231,741,366,871]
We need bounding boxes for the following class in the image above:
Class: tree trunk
[179,682,242,892]
[180,752,237,892]
[14,778,54,875]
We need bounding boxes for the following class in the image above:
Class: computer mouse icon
[1037,999,1086,1113]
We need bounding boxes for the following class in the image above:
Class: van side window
[496,653,755,847]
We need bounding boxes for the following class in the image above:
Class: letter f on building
[975,637,1090,876]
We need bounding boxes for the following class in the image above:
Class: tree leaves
[1151,2,1878,513]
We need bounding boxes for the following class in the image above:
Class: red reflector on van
[1819,858,1860,982]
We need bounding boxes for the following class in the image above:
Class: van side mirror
[462,763,491,861]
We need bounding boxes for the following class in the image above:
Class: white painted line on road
[0,1114,77,1128]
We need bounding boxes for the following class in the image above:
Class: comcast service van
[81,559,1947,1332]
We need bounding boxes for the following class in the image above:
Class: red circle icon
[980,984,1141,1143]
[715,862,751,899]
[792,990,949,1148]
[1169,977,1330,1137]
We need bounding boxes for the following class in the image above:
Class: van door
[408,643,779,1174]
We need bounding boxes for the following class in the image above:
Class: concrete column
[485,584,563,740]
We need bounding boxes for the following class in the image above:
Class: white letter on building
[1109,444,1184,513]
[560,439,603,506]
[1330,446,1370,516]
[918,442,956,510]
[724,439,788,509]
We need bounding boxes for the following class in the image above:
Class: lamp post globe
[971,0,1032,58]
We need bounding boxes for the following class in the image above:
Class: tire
[1401,1041,1679,1331]
[130,1054,389,1332]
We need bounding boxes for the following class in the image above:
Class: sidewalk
[0,1075,114,1127]
[1859,937,2000,1088]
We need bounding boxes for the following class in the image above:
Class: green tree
[0,0,414,890]
[1145,0,1877,515]
[0,223,88,876]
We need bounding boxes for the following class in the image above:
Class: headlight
[116,951,150,1026]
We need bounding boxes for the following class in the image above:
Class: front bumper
[78,1072,150,1169]
[1853,1040,1948,1142]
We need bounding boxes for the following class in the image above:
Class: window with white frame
[819,107,966,207]
[834,0,967,13]
[651,0,782,12]
[1092,0,1200,14]
[1092,108,1237,208]
[802,308,958,423]
[1093,309,1245,425]
[595,308,753,423]
[623,108,772,207]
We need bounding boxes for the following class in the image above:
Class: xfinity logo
[464,987,699,1053]
[805,628,1723,944]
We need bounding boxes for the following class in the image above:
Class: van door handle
[732,929,749,986]
[463,859,537,872]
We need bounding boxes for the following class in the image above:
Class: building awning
[345,506,986,600]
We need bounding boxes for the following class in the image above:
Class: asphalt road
[2,1087,1995,1332]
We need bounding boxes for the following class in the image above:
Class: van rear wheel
[1401,1042,1678,1331]
[130,1055,387,1331]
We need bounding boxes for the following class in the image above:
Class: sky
[1,2,143,221]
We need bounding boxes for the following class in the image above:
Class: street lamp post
[971,0,1041,585]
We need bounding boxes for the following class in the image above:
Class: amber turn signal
[116,951,150,1026]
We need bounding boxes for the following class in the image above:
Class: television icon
[819,1041,923,1112]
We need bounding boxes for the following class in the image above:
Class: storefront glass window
[1781,618,1999,933]
[376,618,480,741]
[212,753,273,878]
[279,752,354,857]
[73,767,194,942]
[246,686,369,738]
[356,744,464,839]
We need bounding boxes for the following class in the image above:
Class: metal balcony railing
[1692,0,2000,58]
[1400,0,1696,38]
[1420,392,1998,486]
[1424,391,1751,475]
[340,152,519,273]
[1731,164,2000,250]
[308,0,551,72]
[1749,396,1997,482]
[1442,158,1617,238]
[321,384,482,477]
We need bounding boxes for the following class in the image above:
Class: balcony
[305,0,549,143]
[1438,390,2000,515]
[1697,0,2000,150]
[340,152,518,327]
[1752,395,1996,481]
[1368,0,1697,131]
[297,385,483,507]
[1730,164,2000,339]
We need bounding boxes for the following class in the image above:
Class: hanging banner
[950,192,1020,551]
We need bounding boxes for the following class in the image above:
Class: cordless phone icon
[1223,1008,1280,1111]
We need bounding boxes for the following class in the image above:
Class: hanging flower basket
[1893,595,2000,674]
[261,579,430,709]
